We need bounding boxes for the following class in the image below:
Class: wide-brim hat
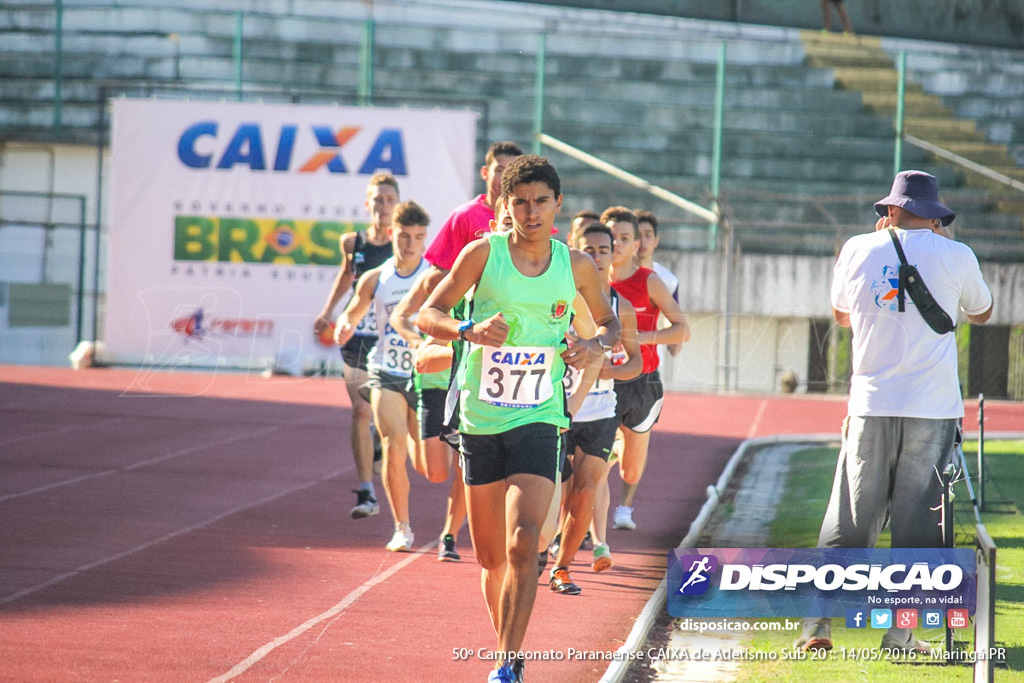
[874,170,956,226]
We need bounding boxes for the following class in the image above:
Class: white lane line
[208,540,437,683]
[0,416,126,449]
[0,425,284,504]
[0,466,349,606]
[746,400,768,440]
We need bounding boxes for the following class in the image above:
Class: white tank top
[367,256,429,377]
[563,291,621,423]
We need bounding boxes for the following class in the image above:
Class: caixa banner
[667,548,976,618]
[107,98,476,371]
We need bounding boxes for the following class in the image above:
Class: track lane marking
[208,541,437,683]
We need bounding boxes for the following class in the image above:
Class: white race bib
[355,309,377,335]
[563,360,612,396]
[381,335,414,376]
[479,346,555,408]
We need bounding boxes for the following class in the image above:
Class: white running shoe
[385,525,414,552]
[613,506,636,530]
[592,542,614,573]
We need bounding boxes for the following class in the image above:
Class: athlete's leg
[538,469,563,552]
[342,364,374,484]
[590,469,611,545]
[420,433,453,483]
[442,455,467,539]
[466,479,507,635]
[371,387,413,525]
[499,472,556,654]
[555,449,605,568]
[618,427,652,487]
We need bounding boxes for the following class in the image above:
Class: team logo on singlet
[550,300,569,319]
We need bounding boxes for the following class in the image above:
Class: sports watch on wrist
[458,319,475,341]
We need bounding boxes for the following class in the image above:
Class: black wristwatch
[458,319,475,341]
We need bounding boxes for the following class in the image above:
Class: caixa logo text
[177,123,407,175]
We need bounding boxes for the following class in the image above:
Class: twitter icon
[870,609,892,629]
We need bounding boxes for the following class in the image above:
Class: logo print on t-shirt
[871,265,908,312]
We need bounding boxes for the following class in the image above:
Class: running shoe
[580,530,592,550]
[385,525,414,552]
[438,534,460,562]
[511,656,524,682]
[548,532,561,559]
[371,424,383,475]
[613,506,636,530]
[592,542,614,573]
[487,663,517,683]
[536,549,549,578]
[880,632,935,656]
[350,488,379,519]
[793,621,832,652]
[550,566,582,595]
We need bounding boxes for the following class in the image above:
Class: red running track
[0,365,1019,682]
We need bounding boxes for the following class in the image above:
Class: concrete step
[938,141,1019,167]
[902,116,986,141]
[541,123,925,162]
[830,67,927,93]
[859,91,949,116]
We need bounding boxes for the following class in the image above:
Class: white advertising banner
[106,99,477,372]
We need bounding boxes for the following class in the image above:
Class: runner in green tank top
[419,155,620,683]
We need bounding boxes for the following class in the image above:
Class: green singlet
[414,366,449,392]
[456,231,576,435]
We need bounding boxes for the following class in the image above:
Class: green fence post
[893,49,906,176]
[74,196,86,343]
[54,0,64,135]
[358,19,375,106]
[533,33,547,155]
[233,11,244,101]
[710,41,726,251]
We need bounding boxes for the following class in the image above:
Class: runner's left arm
[641,272,690,346]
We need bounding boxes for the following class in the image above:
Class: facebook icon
[845,609,866,629]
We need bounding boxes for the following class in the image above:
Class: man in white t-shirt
[797,170,993,655]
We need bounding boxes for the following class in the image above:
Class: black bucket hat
[874,170,956,227]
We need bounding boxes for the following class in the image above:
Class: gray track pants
[818,415,957,549]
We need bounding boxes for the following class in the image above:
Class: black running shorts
[460,422,561,486]
[614,369,664,433]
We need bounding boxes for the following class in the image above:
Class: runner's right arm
[419,240,508,346]
[314,231,358,335]
[334,267,381,347]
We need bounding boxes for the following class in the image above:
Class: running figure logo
[677,554,718,596]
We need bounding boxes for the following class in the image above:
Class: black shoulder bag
[887,228,955,334]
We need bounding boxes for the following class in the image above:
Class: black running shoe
[350,488,379,519]
[511,655,525,682]
[549,566,581,595]
[536,549,548,578]
[438,534,460,562]
[579,530,592,550]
